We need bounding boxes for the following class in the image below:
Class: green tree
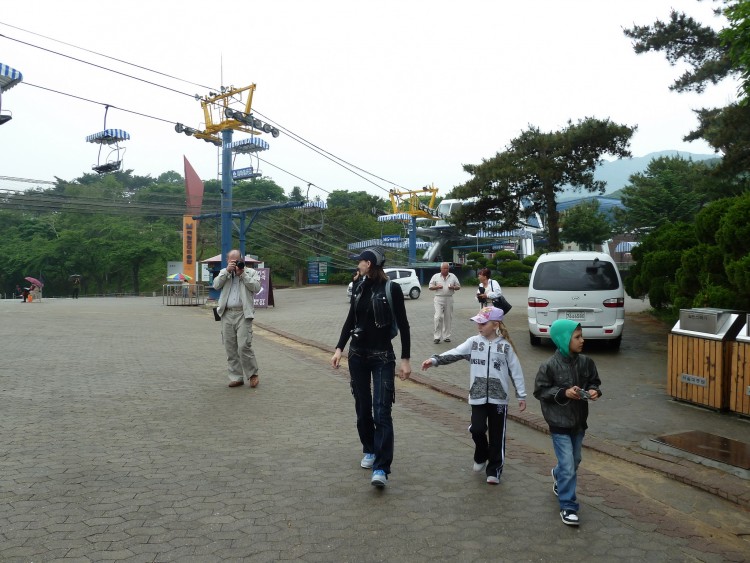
[626,196,750,312]
[615,156,716,233]
[624,2,750,181]
[625,222,697,309]
[451,118,634,251]
[560,200,612,250]
[233,177,287,205]
[722,0,750,98]
[326,190,388,214]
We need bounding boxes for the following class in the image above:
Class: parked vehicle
[346,268,422,300]
[385,268,421,299]
[527,251,624,349]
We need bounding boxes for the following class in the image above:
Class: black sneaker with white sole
[560,509,579,526]
[551,468,558,497]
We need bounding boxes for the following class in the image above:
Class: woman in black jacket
[331,248,412,488]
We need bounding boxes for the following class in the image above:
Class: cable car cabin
[299,200,327,233]
[229,137,269,181]
[86,128,130,174]
[0,62,23,126]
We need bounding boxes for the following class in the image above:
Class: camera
[235,260,245,269]
[350,327,364,340]
[577,389,591,401]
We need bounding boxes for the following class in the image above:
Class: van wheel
[529,333,541,346]
[609,335,622,350]
[409,287,421,300]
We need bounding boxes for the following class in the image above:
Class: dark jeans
[470,403,507,478]
[348,346,396,474]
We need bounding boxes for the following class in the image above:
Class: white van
[527,251,624,349]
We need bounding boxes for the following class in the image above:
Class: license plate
[565,311,586,321]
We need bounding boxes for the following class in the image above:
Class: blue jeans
[348,346,396,475]
[551,431,585,511]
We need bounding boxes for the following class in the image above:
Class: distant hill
[560,151,719,200]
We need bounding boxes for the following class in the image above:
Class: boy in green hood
[533,319,602,527]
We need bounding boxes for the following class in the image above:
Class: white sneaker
[371,470,387,488]
[360,453,375,469]
[486,475,500,485]
[473,461,487,472]
[560,509,580,526]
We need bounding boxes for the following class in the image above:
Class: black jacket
[533,350,602,433]
[336,276,411,359]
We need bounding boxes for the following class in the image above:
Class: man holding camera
[213,249,262,388]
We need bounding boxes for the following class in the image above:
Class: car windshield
[534,260,619,291]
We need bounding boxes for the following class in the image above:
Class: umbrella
[68,274,82,280]
[167,273,192,282]
[24,276,43,288]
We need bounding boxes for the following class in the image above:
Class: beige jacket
[213,268,262,318]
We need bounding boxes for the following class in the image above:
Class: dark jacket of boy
[533,320,602,434]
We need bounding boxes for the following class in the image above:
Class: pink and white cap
[470,306,504,324]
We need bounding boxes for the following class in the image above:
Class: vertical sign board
[167,261,182,278]
[253,268,271,309]
[199,263,210,283]
[183,157,205,281]
[182,216,198,280]
[318,260,329,284]
[307,256,331,284]
[308,261,320,284]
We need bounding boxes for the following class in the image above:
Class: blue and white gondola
[228,137,270,154]
[0,63,23,125]
[0,63,23,92]
[85,129,131,145]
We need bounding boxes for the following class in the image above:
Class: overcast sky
[0,0,739,202]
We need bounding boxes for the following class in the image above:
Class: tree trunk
[545,184,561,251]
[132,263,140,295]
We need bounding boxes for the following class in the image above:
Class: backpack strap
[385,280,398,338]
[385,280,394,317]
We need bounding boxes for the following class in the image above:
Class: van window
[533,260,619,291]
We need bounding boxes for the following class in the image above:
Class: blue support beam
[220,128,233,268]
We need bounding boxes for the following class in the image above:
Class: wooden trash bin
[667,308,745,411]
[729,315,750,417]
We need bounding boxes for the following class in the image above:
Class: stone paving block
[1,296,749,561]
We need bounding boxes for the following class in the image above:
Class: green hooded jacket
[550,319,580,358]
[533,320,602,433]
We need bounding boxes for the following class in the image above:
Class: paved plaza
[1,289,749,562]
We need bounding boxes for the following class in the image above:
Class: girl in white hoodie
[421,306,526,484]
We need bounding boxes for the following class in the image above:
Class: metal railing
[162,284,207,306]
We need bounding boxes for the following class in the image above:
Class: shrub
[497,260,533,274]
[329,272,354,285]
[499,272,530,287]
[493,250,517,262]
[693,285,737,309]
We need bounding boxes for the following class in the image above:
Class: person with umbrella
[25,276,43,302]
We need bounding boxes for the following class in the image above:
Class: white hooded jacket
[428,335,526,405]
